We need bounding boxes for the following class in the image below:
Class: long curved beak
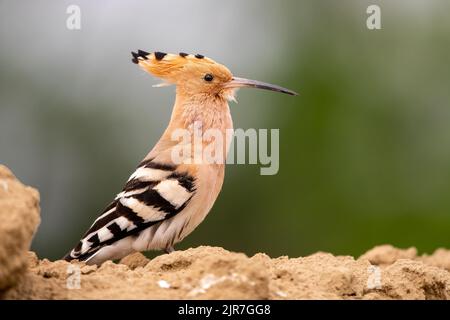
[225,77,298,96]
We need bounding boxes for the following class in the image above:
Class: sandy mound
[2,245,449,300]
[0,165,40,292]
[0,165,449,300]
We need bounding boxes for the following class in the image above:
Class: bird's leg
[164,246,175,254]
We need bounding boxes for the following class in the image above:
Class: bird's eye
[204,74,214,82]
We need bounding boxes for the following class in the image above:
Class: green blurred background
[1,0,449,261]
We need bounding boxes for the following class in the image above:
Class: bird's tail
[62,252,74,262]
[62,240,84,262]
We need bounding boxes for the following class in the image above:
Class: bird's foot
[164,246,175,254]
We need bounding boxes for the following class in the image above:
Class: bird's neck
[150,91,234,164]
[168,91,233,132]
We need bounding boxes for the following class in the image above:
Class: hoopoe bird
[64,50,297,265]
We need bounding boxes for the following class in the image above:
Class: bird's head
[132,50,297,101]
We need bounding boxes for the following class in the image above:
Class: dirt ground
[1,164,449,300]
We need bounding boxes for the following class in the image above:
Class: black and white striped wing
[65,159,195,261]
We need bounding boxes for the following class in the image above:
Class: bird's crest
[131,50,233,88]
